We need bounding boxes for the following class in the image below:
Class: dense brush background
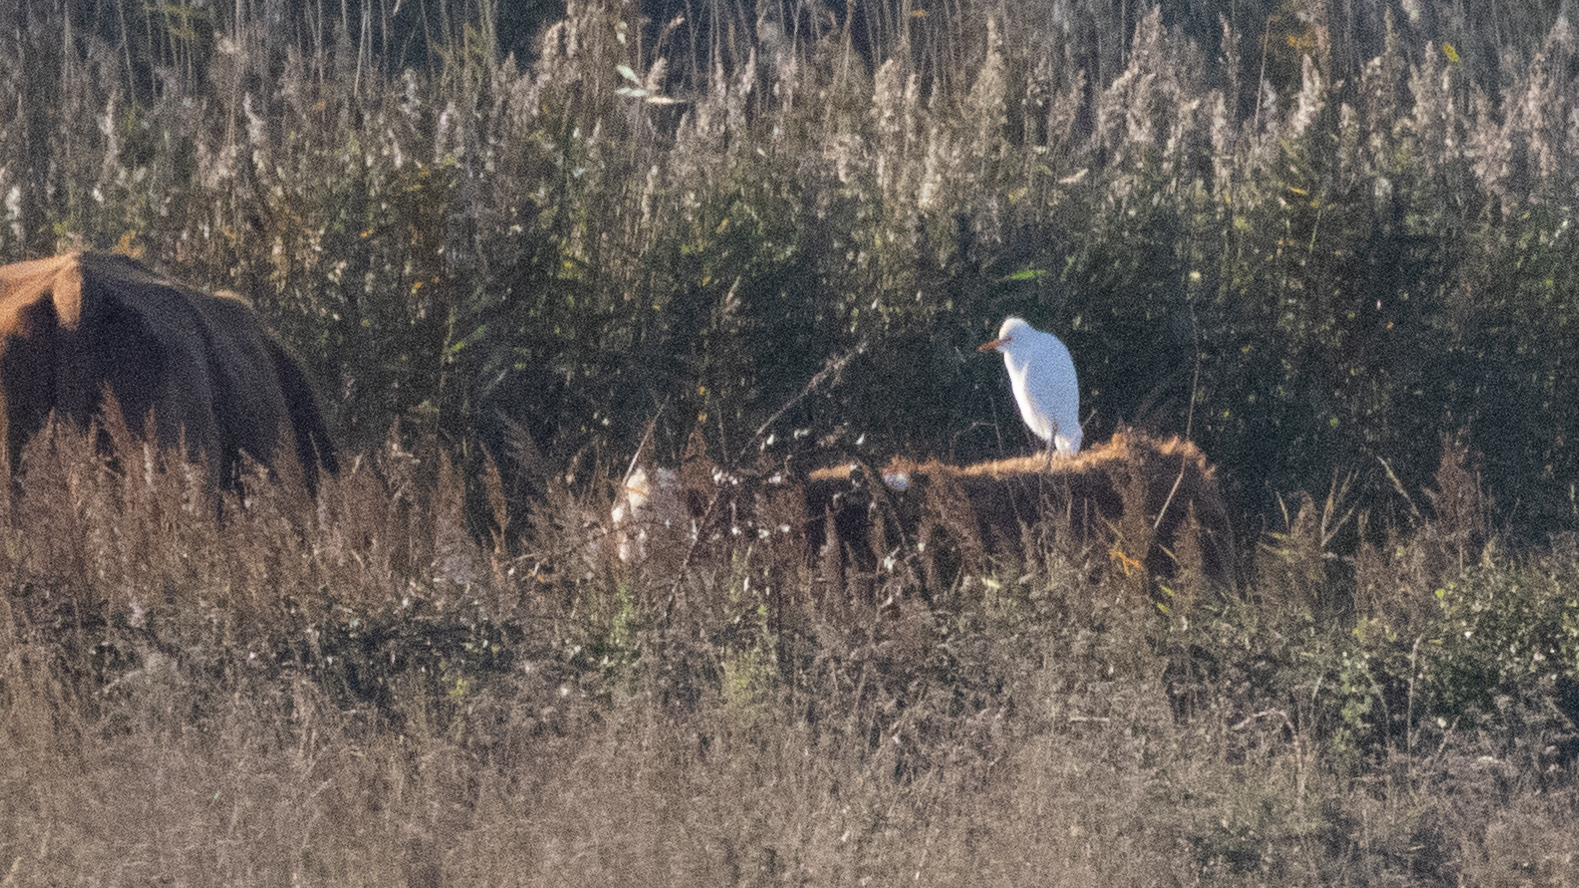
[3,0,1579,883]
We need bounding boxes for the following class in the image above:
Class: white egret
[979,316,1082,459]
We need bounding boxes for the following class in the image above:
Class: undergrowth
[2,0,1576,537]
[3,424,1578,885]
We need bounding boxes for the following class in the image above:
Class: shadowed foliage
[2,0,1576,541]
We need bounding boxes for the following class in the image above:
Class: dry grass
[3,425,1579,886]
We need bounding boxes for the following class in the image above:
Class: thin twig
[740,340,866,465]
[1154,460,1187,532]
[623,399,667,485]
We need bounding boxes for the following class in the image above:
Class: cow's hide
[792,431,1236,595]
[611,430,1235,605]
[0,252,338,491]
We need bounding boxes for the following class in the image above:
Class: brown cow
[794,431,1236,597]
[611,430,1235,608]
[0,252,338,491]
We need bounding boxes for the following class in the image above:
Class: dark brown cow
[611,430,1235,607]
[793,431,1236,596]
[0,252,338,491]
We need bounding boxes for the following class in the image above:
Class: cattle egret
[979,316,1082,458]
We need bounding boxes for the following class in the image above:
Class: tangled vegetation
[6,0,1577,532]
[3,0,1579,882]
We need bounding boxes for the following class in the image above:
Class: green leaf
[1003,268,1049,282]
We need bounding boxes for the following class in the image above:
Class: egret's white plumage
[979,316,1082,456]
